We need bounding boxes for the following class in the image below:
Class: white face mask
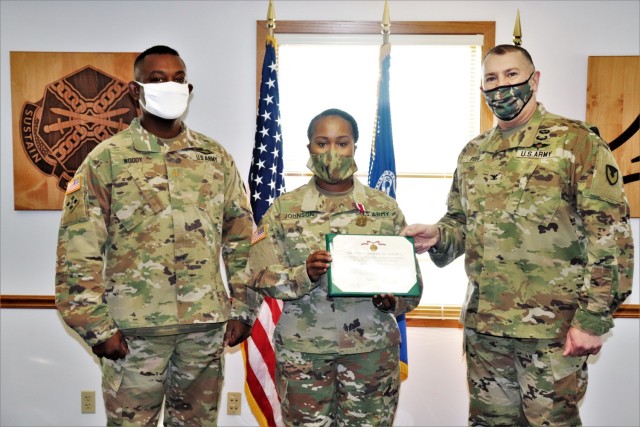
[135,81,190,120]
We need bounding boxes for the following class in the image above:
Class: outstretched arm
[400,224,440,254]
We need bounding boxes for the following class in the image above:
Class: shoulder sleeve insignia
[589,149,624,204]
[65,176,82,195]
[251,224,268,245]
[605,164,619,185]
[61,176,89,226]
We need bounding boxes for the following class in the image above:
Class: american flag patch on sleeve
[65,176,82,195]
[251,225,268,245]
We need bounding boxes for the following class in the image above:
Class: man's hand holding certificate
[326,233,420,297]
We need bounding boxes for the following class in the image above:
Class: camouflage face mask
[307,151,358,184]
[482,71,535,121]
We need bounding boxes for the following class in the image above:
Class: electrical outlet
[81,390,96,414]
[227,392,241,415]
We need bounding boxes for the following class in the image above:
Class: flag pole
[244,1,285,425]
[267,0,276,37]
[513,9,522,46]
[370,0,409,382]
[381,0,390,43]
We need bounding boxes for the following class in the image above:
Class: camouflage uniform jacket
[430,103,634,339]
[248,177,423,354]
[55,118,257,347]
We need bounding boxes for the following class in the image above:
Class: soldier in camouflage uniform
[248,108,423,426]
[402,45,634,426]
[55,45,257,426]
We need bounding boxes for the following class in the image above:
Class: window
[257,21,495,313]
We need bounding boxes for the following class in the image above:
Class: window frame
[256,20,495,132]
[255,20,496,327]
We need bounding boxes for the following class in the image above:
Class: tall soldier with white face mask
[134,80,191,120]
[55,45,259,426]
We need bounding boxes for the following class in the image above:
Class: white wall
[1,1,638,426]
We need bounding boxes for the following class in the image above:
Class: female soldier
[248,108,422,426]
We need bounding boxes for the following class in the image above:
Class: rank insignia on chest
[355,215,368,227]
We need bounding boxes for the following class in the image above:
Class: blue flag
[368,42,408,380]
[249,36,286,224]
[368,43,396,199]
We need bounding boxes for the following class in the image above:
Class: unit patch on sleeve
[61,176,89,226]
[589,149,624,204]
[605,164,619,185]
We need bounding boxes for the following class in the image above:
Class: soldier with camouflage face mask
[248,108,423,426]
[402,44,634,426]
[55,45,258,426]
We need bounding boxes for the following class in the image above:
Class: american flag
[248,38,286,220]
[243,35,285,427]
[65,177,82,195]
[250,224,268,245]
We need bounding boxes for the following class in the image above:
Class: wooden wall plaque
[586,56,639,217]
[10,52,140,210]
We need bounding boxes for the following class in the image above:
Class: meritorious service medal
[354,202,367,227]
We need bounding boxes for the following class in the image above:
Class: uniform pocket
[513,164,563,227]
[550,350,587,381]
[112,168,166,232]
[284,215,323,266]
[101,356,125,397]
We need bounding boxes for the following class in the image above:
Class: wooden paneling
[586,56,639,217]
[10,52,139,210]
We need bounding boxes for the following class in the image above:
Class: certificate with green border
[326,233,420,297]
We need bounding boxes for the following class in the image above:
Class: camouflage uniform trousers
[276,345,400,427]
[100,325,225,426]
[464,328,588,426]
